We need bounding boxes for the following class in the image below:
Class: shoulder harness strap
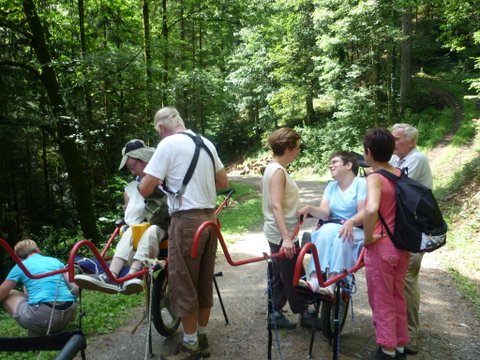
[163,131,216,198]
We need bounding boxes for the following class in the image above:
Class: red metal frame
[67,238,149,283]
[191,219,365,287]
[191,220,303,266]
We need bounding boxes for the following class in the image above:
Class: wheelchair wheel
[321,290,349,340]
[152,268,181,337]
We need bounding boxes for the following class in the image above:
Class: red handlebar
[67,239,148,283]
[191,219,365,287]
[191,220,303,266]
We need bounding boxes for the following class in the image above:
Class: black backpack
[376,169,448,253]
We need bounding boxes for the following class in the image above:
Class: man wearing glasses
[390,123,433,355]
[75,139,169,295]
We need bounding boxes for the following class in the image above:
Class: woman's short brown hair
[268,128,301,156]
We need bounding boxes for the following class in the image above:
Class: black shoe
[198,333,210,358]
[270,312,297,329]
[299,309,322,330]
[372,347,396,360]
[404,346,418,355]
[396,350,407,360]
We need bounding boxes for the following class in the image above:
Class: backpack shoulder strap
[164,131,216,198]
[375,168,402,181]
[373,168,400,242]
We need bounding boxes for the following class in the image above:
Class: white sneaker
[121,278,143,295]
[298,279,320,293]
[75,273,121,294]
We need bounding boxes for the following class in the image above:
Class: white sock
[197,325,207,335]
[128,260,142,274]
[183,331,198,345]
[327,283,336,294]
[309,277,320,292]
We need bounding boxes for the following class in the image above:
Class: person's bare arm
[339,200,365,241]
[0,279,17,302]
[270,169,295,259]
[364,174,382,245]
[138,174,163,197]
[63,274,79,296]
[297,197,330,220]
[215,168,229,190]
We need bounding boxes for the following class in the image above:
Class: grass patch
[217,182,262,240]
[447,268,480,319]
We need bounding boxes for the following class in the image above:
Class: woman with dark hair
[363,128,409,360]
[298,151,366,296]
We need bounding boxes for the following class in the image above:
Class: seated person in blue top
[75,139,169,295]
[298,151,366,296]
[0,239,78,336]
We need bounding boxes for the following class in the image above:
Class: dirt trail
[76,176,480,360]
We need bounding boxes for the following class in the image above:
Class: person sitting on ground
[298,151,366,296]
[75,139,169,295]
[0,239,78,336]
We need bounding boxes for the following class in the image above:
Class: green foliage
[294,119,367,173]
[403,107,453,149]
[1,0,479,245]
[36,225,84,259]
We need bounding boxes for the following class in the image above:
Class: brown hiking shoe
[198,333,210,357]
[160,341,201,360]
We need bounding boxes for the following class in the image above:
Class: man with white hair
[75,139,169,295]
[390,123,433,355]
[139,107,229,360]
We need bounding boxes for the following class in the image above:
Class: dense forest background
[0,0,478,247]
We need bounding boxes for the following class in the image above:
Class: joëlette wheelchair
[68,189,235,342]
[293,216,366,360]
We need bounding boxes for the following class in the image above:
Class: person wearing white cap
[75,139,169,295]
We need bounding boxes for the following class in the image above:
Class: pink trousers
[365,237,410,348]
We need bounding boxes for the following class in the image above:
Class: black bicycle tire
[321,293,349,340]
[151,268,181,337]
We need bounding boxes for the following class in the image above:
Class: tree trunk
[22,0,99,242]
[161,0,169,93]
[400,8,412,116]
[142,0,153,117]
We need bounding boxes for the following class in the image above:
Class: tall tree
[142,0,153,117]
[22,0,99,241]
[400,7,412,116]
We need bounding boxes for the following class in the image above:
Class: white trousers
[114,225,165,264]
